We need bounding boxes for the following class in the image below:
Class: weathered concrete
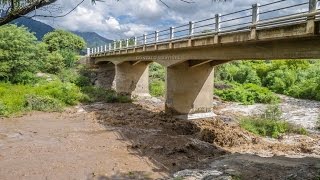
[114,61,150,97]
[165,61,214,115]
[95,62,115,89]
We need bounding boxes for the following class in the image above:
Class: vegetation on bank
[215,60,320,103]
[148,60,320,105]
[0,25,130,116]
[239,105,307,138]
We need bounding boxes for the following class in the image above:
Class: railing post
[113,40,116,50]
[189,21,194,36]
[126,39,129,48]
[214,14,221,44]
[108,43,111,51]
[155,31,159,43]
[215,14,221,33]
[250,4,259,40]
[252,3,260,24]
[100,46,103,52]
[307,0,317,33]
[170,26,175,39]
[143,34,147,45]
[119,40,122,50]
[104,44,107,52]
[87,48,90,56]
[134,37,137,47]
[97,46,100,53]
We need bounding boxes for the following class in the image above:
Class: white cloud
[35,0,303,40]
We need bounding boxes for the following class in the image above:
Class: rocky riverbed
[215,94,320,130]
[0,96,319,180]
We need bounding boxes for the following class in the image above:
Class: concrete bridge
[87,0,320,119]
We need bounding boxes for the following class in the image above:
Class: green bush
[0,101,8,116]
[0,81,84,116]
[215,82,279,105]
[81,86,131,103]
[41,51,65,74]
[150,80,165,97]
[43,29,86,52]
[149,63,165,81]
[240,118,307,138]
[35,81,83,105]
[261,104,282,120]
[25,94,63,112]
[215,60,320,102]
[0,24,47,83]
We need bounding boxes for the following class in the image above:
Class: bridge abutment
[165,61,214,119]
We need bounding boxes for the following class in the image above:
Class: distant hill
[6,16,112,48]
[11,17,54,40]
[72,31,113,48]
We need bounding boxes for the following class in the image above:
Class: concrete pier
[114,61,150,97]
[165,61,214,116]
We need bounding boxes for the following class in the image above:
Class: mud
[0,98,320,179]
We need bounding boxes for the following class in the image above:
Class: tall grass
[0,81,83,116]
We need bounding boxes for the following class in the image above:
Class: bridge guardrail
[88,0,320,56]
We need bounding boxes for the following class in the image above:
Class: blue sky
[35,0,309,40]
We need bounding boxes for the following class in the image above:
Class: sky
[34,0,309,40]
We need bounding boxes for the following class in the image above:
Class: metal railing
[88,0,320,56]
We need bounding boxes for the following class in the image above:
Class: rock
[173,169,223,179]
[224,169,240,176]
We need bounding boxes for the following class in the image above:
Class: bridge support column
[95,62,116,89]
[114,61,150,97]
[165,61,214,119]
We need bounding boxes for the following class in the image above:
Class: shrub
[261,104,282,121]
[25,94,63,112]
[215,83,279,105]
[41,51,65,74]
[149,63,165,81]
[0,101,8,116]
[240,118,307,138]
[150,80,165,97]
[0,81,84,116]
[240,105,307,138]
[35,81,84,105]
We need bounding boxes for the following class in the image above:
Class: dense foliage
[149,63,165,97]
[215,60,320,102]
[0,25,46,83]
[43,30,86,69]
[0,25,130,116]
[215,82,279,105]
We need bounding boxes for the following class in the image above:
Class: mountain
[6,16,112,48]
[72,31,113,48]
[11,17,54,40]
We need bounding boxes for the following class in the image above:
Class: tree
[0,24,47,83]
[43,29,86,52]
[43,30,86,68]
